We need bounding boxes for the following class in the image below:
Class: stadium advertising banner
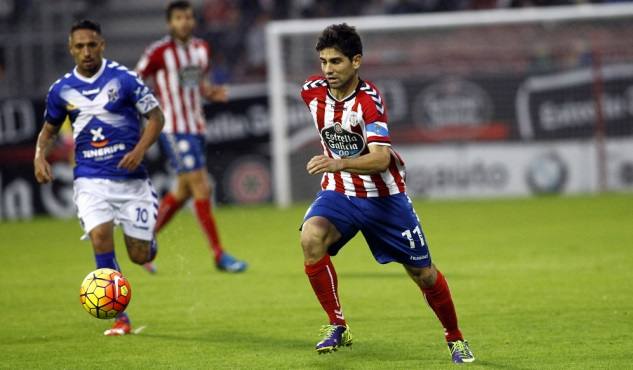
[399,139,633,199]
[516,64,633,140]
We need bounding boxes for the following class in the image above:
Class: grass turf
[0,193,632,369]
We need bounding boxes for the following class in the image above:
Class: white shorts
[73,178,158,241]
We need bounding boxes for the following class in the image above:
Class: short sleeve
[135,46,161,80]
[121,72,160,115]
[199,40,211,75]
[360,83,390,145]
[44,86,67,126]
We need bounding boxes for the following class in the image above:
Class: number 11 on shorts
[402,226,425,249]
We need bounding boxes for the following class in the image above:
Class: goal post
[266,3,633,207]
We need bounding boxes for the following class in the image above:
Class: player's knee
[124,236,152,264]
[188,171,211,199]
[406,265,436,288]
[128,247,150,265]
[300,219,330,262]
[300,223,326,249]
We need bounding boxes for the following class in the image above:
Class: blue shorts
[303,190,432,268]
[160,133,206,174]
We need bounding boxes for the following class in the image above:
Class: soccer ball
[79,268,132,319]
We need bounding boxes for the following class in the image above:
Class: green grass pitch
[1,193,632,369]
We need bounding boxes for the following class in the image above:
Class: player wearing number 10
[33,20,164,336]
[300,24,475,363]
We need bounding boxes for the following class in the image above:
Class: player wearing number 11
[299,24,475,363]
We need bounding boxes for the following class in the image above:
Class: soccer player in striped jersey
[300,24,475,363]
[34,20,164,336]
[136,1,246,273]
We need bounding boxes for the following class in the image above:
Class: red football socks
[193,199,224,262]
[421,270,463,342]
[154,192,183,233]
[304,255,346,326]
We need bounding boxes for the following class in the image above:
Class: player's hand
[117,148,144,171]
[307,155,344,175]
[203,84,228,103]
[34,156,54,184]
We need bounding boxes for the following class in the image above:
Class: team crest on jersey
[348,112,359,127]
[107,87,118,103]
[321,124,365,158]
[334,122,343,133]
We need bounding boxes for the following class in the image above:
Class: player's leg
[358,193,474,363]
[74,178,121,272]
[404,264,474,363]
[184,134,246,272]
[74,178,141,337]
[87,221,133,336]
[117,179,159,274]
[123,235,157,265]
[301,191,357,353]
[89,221,120,271]
[154,177,190,233]
[154,133,191,234]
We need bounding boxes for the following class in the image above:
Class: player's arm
[33,122,62,184]
[307,144,391,176]
[117,107,165,171]
[201,79,228,103]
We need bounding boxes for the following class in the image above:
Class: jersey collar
[171,35,192,47]
[72,58,107,84]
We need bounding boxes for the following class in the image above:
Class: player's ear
[352,54,362,70]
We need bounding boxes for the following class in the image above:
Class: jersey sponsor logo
[89,127,109,148]
[321,123,365,158]
[82,143,126,160]
[179,66,202,88]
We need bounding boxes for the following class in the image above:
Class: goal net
[266,4,633,207]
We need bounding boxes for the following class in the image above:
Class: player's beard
[79,58,101,76]
[172,27,193,43]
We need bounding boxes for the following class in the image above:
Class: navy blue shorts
[160,133,206,174]
[303,190,432,268]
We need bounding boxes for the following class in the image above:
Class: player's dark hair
[70,19,101,35]
[166,0,192,20]
[316,23,363,61]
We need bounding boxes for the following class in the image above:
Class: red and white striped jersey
[301,76,407,197]
[135,36,209,135]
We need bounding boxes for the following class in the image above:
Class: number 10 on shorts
[402,226,425,249]
[136,207,149,223]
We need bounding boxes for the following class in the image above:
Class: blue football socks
[95,251,121,271]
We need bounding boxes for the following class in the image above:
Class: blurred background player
[299,24,475,363]
[135,0,247,273]
[33,20,165,336]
